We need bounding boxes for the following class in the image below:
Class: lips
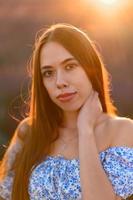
[57,91,77,99]
[57,91,77,102]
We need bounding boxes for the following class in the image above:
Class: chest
[48,123,111,159]
[29,158,82,199]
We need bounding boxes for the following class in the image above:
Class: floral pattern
[0,146,133,200]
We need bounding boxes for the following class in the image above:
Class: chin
[57,101,83,112]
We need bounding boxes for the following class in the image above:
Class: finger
[90,88,94,95]
[94,91,99,98]
[93,92,100,103]
[91,89,97,96]
[87,89,94,99]
[95,93,102,110]
[95,91,98,95]
[90,90,95,100]
[88,90,97,102]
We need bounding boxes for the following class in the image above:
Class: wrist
[78,125,94,137]
[77,123,94,130]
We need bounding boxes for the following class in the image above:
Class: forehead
[40,42,75,67]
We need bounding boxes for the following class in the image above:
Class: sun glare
[100,0,118,5]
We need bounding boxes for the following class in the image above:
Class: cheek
[43,80,53,96]
[83,73,93,90]
[77,68,92,88]
[43,81,58,104]
[86,79,93,92]
[77,74,92,95]
[80,84,92,101]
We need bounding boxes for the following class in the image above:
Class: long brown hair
[0,23,118,199]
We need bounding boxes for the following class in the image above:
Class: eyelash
[42,63,77,78]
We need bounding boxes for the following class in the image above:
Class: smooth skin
[40,41,133,151]
[40,41,133,199]
[1,42,133,200]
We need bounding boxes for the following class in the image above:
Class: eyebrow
[41,57,77,70]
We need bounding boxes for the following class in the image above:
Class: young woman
[0,23,133,200]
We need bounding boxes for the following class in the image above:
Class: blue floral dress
[0,146,133,200]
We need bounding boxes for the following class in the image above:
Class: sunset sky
[0,0,133,140]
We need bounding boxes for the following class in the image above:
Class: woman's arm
[0,197,5,200]
[0,118,30,200]
[78,126,116,200]
[76,91,117,200]
[0,118,30,173]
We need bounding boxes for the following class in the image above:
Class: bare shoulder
[0,197,5,200]
[108,115,133,148]
[6,117,31,150]
[0,118,31,172]
[15,117,31,140]
[8,117,31,147]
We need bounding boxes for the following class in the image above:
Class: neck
[60,111,78,129]
[60,111,110,130]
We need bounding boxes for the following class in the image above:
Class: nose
[56,71,68,89]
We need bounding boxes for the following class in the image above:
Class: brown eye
[42,70,53,78]
[65,63,77,70]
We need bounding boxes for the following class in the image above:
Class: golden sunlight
[100,0,118,5]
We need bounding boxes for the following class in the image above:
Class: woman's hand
[77,89,103,130]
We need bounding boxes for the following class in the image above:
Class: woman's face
[40,41,93,111]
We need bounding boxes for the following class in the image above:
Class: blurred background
[0,0,133,159]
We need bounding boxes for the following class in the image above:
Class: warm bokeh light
[92,0,127,12]
[94,0,125,17]
[100,0,118,5]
